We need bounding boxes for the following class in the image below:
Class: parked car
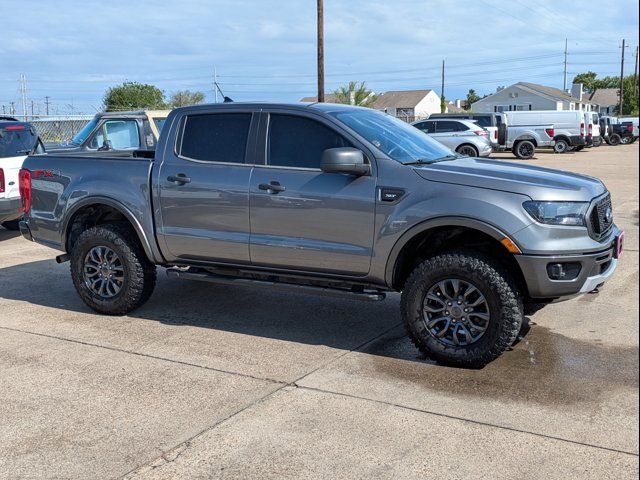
[411,118,493,157]
[496,118,555,159]
[18,103,623,368]
[0,120,45,230]
[619,120,638,144]
[600,116,634,145]
[583,111,602,147]
[500,110,585,154]
[46,110,169,153]
[426,113,503,149]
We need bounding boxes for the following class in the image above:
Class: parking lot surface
[1,145,638,479]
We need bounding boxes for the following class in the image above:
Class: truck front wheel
[401,252,523,368]
[70,223,156,315]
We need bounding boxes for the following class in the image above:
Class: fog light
[547,262,581,280]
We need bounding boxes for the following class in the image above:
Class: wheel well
[554,135,570,143]
[455,143,478,153]
[65,203,132,252]
[514,137,537,147]
[391,226,526,294]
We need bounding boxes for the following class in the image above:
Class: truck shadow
[0,228,20,241]
[1,259,637,408]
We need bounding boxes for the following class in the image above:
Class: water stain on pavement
[365,324,639,407]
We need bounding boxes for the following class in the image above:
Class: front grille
[589,193,613,239]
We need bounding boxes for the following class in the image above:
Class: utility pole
[30,100,34,119]
[563,38,568,91]
[619,39,627,115]
[19,73,28,121]
[45,96,50,116]
[10,102,15,116]
[213,66,218,103]
[317,0,325,102]
[440,60,445,113]
[634,45,639,98]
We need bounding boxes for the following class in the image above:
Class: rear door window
[414,121,435,134]
[179,113,252,163]
[435,121,459,133]
[0,125,38,158]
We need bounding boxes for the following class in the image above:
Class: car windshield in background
[69,118,99,145]
[329,109,454,164]
[0,126,38,158]
[155,118,167,134]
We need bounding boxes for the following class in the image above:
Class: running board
[166,268,386,302]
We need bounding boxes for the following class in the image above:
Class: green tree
[168,90,206,108]
[466,89,480,107]
[572,71,599,93]
[333,81,377,107]
[103,81,166,111]
[440,95,447,114]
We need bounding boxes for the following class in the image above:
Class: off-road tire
[1,220,20,231]
[513,140,535,159]
[609,134,621,146]
[554,139,569,154]
[401,251,523,368]
[70,223,156,315]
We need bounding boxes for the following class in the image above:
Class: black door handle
[167,174,191,184]
[259,181,286,193]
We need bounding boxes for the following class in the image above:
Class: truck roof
[168,101,372,114]
[97,110,170,119]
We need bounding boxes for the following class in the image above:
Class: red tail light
[494,130,498,140]
[588,124,593,137]
[3,124,25,131]
[545,128,555,138]
[580,122,585,137]
[474,130,488,136]
[0,168,4,194]
[18,169,32,214]
[627,124,634,132]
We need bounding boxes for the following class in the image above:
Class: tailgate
[0,155,24,199]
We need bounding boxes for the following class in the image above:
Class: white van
[501,110,586,154]
[583,111,602,147]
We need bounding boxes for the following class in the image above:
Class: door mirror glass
[320,147,370,176]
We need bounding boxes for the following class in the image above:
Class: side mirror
[320,147,370,176]
[98,139,113,151]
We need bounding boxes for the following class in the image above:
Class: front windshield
[329,108,454,164]
[70,118,99,145]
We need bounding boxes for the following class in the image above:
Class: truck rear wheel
[401,251,523,368]
[553,139,569,153]
[70,223,156,315]
[513,140,535,159]
[609,134,621,145]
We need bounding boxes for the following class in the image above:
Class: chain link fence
[12,115,93,144]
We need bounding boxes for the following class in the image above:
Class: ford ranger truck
[18,103,624,368]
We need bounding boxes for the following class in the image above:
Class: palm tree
[333,81,377,107]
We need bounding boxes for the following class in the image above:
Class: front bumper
[0,197,21,223]
[516,240,621,300]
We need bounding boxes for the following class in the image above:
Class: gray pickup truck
[18,103,624,367]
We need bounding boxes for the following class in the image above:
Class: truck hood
[413,157,606,201]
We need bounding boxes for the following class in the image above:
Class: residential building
[588,88,619,115]
[371,89,441,121]
[471,82,598,113]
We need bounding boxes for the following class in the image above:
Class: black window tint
[180,113,251,163]
[414,121,434,134]
[0,126,38,158]
[435,121,458,133]
[456,122,470,131]
[472,115,491,128]
[268,114,349,168]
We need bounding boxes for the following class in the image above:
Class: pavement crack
[296,385,640,458]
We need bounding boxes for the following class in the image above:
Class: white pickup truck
[0,120,45,230]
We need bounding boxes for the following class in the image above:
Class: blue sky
[1,0,638,115]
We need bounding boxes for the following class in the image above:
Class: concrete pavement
[1,144,638,479]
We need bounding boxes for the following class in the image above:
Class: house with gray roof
[471,82,598,113]
[588,88,619,115]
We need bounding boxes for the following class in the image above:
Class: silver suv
[412,118,492,157]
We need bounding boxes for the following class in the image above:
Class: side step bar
[166,268,386,302]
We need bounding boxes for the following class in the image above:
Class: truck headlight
[523,201,589,226]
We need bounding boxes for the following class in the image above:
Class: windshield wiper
[403,154,459,166]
